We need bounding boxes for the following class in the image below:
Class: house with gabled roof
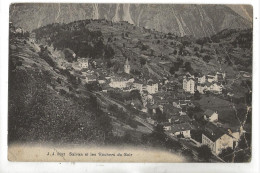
[204,109,218,122]
[168,123,192,138]
[168,115,191,124]
[209,82,223,94]
[197,83,207,94]
[197,75,206,84]
[202,123,234,155]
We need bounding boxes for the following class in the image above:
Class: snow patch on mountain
[122,4,135,24]
[112,4,121,23]
[92,4,99,19]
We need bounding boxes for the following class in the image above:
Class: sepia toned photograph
[8,3,252,163]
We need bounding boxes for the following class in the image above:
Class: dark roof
[202,123,233,142]
[147,79,157,85]
[217,74,224,80]
[170,115,191,123]
[204,109,215,117]
[169,123,192,133]
[147,104,158,109]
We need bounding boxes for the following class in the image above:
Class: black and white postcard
[7,3,254,163]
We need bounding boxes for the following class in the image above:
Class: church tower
[124,58,130,74]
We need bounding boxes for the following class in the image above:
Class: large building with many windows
[183,77,195,94]
[202,123,234,155]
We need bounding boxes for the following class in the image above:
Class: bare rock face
[10,4,252,38]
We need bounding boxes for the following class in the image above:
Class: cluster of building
[63,52,239,156]
[159,107,240,155]
[106,59,159,94]
[202,123,240,155]
[183,72,225,94]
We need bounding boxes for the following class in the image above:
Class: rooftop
[169,123,192,133]
[203,123,232,142]
[204,109,216,117]
[170,115,191,123]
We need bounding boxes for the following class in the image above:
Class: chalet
[202,123,234,155]
[197,84,207,94]
[163,122,172,131]
[77,58,89,69]
[207,74,217,83]
[98,76,107,84]
[208,83,223,94]
[146,80,159,94]
[197,75,206,84]
[207,72,226,83]
[133,80,143,91]
[168,123,192,138]
[204,109,218,122]
[85,75,97,83]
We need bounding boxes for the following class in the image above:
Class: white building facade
[183,78,195,94]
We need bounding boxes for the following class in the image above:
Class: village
[9,19,251,162]
[51,47,243,158]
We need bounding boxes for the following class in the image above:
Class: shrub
[197,145,212,161]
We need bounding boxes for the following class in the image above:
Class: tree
[140,57,146,67]
[154,124,165,134]
[123,132,132,143]
[182,148,194,159]
[169,66,176,75]
[184,62,193,72]
[104,46,115,59]
[203,55,211,63]
[93,39,105,58]
[190,130,203,143]
[197,145,212,161]
[154,108,166,123]
[130,90,142,102]
[194,90,201,100]
[234,150,251,162]
[219,147,234,162]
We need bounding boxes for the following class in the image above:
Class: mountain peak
[10,4,252,38]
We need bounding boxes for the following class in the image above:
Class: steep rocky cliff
[10,4,252,38]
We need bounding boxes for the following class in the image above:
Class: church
[124,58,130,74]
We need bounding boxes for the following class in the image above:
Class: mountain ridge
[10,4,252,38]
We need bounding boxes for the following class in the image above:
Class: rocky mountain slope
[10,4,252,38]
[8,19,252,160]
[32,19,252,79]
